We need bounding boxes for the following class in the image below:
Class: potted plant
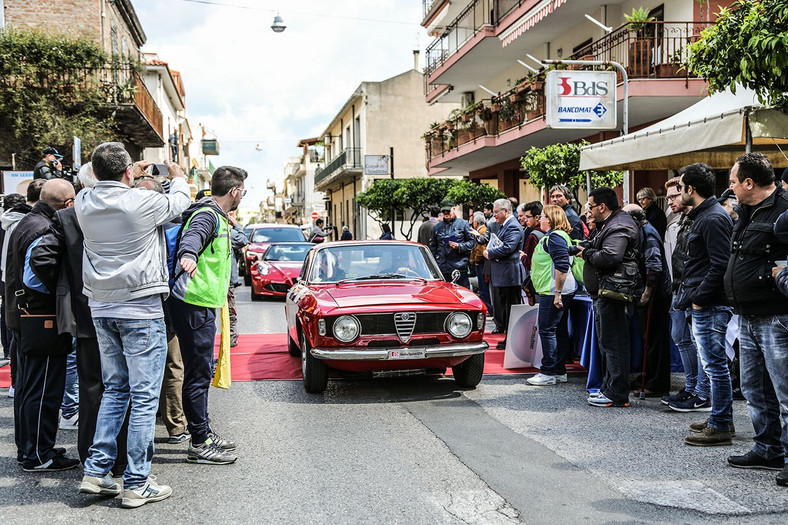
[625,7,656,77]
[498,99,519,130]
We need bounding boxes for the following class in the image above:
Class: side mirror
[451,269,461,283]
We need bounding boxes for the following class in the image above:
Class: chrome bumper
[310,341,488,361]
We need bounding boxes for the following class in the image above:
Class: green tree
[0,29,117,169]
[393,177,455,240]
[687,0,788,109]
[356,179,404,226]
[520,141,623,201]
[446,180,506,212]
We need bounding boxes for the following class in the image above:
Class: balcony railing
[314,147,362,186]
[103,68,164,146]
[424,0,524,77]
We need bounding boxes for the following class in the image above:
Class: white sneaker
[556,374,568,383]
[79,473,121,496]
[7,385,14,398]
[59,412,79,430]
[121,476,172,508]
[526,373,557,386]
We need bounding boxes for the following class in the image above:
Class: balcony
[104,69,164,147]
[314,148,362,190]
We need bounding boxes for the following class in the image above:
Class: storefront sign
[364,155,389,176]
[545,70,617,130]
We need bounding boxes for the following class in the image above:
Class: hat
[781,167,788,185]
[43,147,63,159]
[195,189,211,200]
[439,199,454,212]
[718,189,736,203]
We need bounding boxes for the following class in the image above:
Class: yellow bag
[211,303,232,389]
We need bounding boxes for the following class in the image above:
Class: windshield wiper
[335,273,426,285]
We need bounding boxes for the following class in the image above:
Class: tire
[301,330,328,394]
[287,334,300,357]
[452,353,484,388]
[251,286,262,302]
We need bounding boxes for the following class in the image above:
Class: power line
[179,0,419,26]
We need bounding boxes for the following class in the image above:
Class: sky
[134,0,429,211]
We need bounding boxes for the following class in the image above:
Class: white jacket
[75,177,190,302]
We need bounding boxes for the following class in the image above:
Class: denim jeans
[670,299,710,398]
[739,314,788,461]
[537,293,574,375]
[84,318,167,490]
[60,340,79,419]
[474,262,493,312]
[691,306,733,431]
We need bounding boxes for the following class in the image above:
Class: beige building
[315,67,458,240]
[283,138,326,226]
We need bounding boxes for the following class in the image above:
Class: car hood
[262,261,303,279]
[247,242,271,253]
[319,281,468,308]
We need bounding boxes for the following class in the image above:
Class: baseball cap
[440,199,454,212]
[43,147,63,159]
[195,189,212,200]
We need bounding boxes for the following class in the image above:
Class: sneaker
[669,394,712,412]
[121,476,172,508]
[727,450,784,471]
[661,389,692,406]
[684,426,732,447]
[777,466,788,487]
[22,455,80,472]
[18,447,67,465]
[8,385,14,398]
[588,394,630,407]
[526,373,557,386]
[167,431,190,444]
[689,419,736,436]
[555,374,568,383]
[79,473,121,495]
[587,390,603,398]
[187,438,237,465]
[59,412,79,430]
[208,431,236,451]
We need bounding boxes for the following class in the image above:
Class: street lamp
[271,14,286,33]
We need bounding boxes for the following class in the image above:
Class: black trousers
[493,285,522,335]
[167,297,216,445]
[637,293,672,392]
[18,345,67,465]
[77,337,128,470]
[594,297,635,404]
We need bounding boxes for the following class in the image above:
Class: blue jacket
[430,217,476,273]
[487,216,525,287]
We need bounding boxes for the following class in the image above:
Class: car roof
[245,223,301,230]
[312,240,424,250]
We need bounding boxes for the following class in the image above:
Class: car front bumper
[310,341,488,361]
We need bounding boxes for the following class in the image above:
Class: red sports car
[243,224,306,285]
[285,241,488,393]
[250,242,313,300]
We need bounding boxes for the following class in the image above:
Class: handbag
[598,257,639,303]
[20,312,72,356]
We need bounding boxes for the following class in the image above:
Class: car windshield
[263,243,312,262]
[251,227,305,243]
[308,244,442,283]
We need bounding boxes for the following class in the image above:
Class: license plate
[388,348,425,360]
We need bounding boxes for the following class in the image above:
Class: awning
[579,88,788,171]
[499,0,568,48]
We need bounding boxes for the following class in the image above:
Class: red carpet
[0,332,586,387]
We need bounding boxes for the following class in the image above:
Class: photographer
[33,147,65,181]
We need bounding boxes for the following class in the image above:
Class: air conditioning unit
[460,91,475,108]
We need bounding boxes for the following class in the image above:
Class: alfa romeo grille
[393,312,417,343]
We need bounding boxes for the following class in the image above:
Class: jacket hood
[180,197,227,224]
[0,204,31,230]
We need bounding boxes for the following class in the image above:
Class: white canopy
[579,88,788,171]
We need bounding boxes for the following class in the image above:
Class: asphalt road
[1,286,787,524]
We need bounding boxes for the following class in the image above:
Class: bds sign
[545,70,616,130]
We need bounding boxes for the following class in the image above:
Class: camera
[567,241,590,256]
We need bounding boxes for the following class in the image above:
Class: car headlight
[445,312,472,339]
[477,312,485,331]
[257,263,269,275]
[318,319,326,336]
[333,315,360,343]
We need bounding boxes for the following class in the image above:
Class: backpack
[165,208,220,287]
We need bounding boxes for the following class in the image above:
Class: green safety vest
[531,230,580,295]
[173,207,231,308]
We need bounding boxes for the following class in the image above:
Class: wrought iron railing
[314,147,362,186]
[103,68,163,141]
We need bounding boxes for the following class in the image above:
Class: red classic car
[285,241,488,393]
[242,224,306,285]
[250,242,313,300]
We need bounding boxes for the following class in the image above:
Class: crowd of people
[1,143,248,508]
[419,153,788,486]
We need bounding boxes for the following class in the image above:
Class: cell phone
[145,163,169,177]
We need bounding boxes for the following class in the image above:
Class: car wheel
[251,286,262,302]
[452,353,484,388]
[287,333,300,357]
[244,272,251,286]
[301,330,328,394]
